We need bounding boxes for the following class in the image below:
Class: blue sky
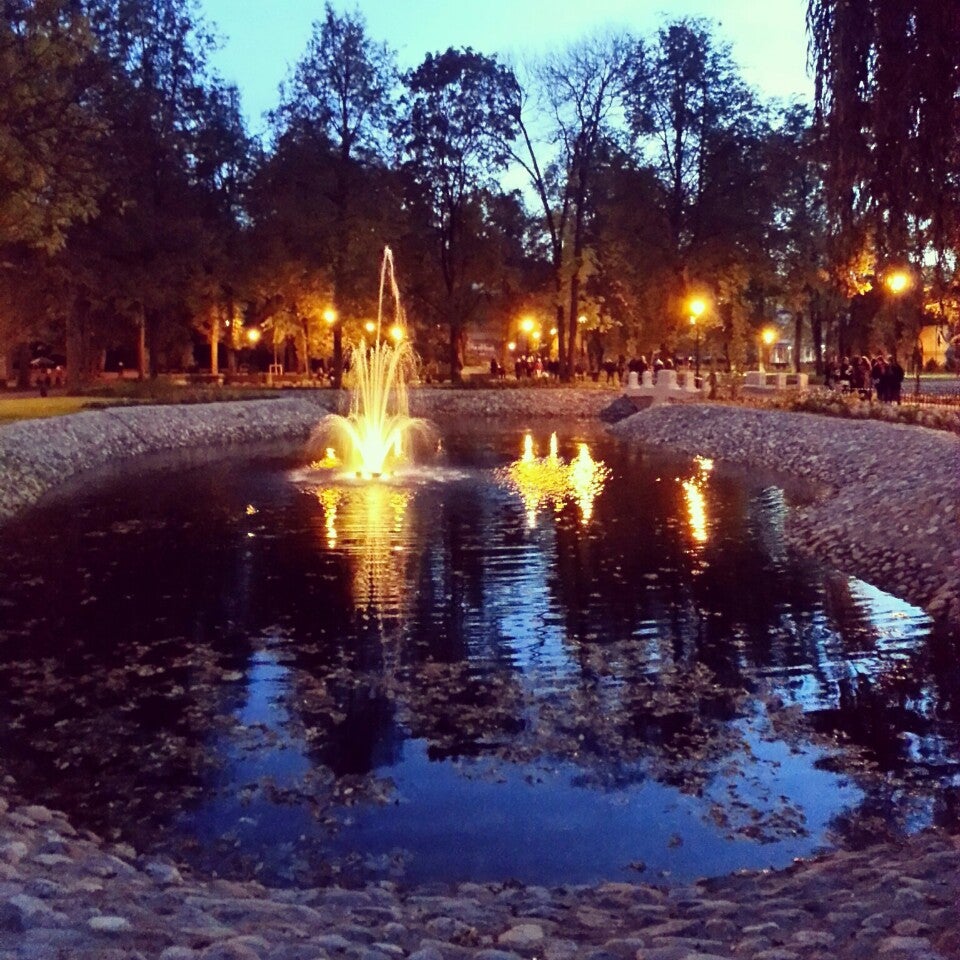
[200,0,813,134]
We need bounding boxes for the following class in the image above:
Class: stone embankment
[0,389,614,523]
[0,389,959,959]
[608,403,960,629]
[1,792,958,960]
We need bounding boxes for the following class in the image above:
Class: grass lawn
[0,395,114,425]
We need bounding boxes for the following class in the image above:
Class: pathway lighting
[759,327,777,372]
[389,325,404,343]
[520,316,535,354]
[886,269,917,395]
[688,297,706,381]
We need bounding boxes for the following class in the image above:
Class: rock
[200,940,265,960]
[145,861,184,886]
[0,841,29,865]
[88,915,134,934]
[877,936,934,958]
[497,923,546,950]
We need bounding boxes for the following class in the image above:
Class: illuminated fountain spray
[314,248,429,479]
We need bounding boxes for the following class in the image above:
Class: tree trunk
[208,317,219,376]
[147,310,159,378]
[555,294,566,373]
[66,300,94,392]
[565,271,580,382]
[136,307,148,381]
[449,318,463,384]
[811,308,824,375]
[15,341,31,390]
[793,310,803,373]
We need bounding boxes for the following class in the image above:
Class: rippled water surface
[0,428,955,886]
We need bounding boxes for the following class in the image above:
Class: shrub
[727,389,960,435]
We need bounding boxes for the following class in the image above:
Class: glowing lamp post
[520,316,535,355]
[389,324,404,343]
[246,327,261,346]
[759,327,777,373]
[688,297,706,381]
[885,270,917,394]
[324,307,345,389]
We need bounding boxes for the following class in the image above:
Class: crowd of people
[823,354,906,402]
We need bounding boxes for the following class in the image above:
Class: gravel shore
[607,402,960,629]
[0,389,957,960]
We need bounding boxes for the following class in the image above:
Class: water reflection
[313,484,413,611]
[681,456,714,546]
[496,432,610,527]
[0,433,952,888]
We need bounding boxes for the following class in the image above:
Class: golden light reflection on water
[314,484,413,607]
[682,456,714,545]
[497,432,610,527]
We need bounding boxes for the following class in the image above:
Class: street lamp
[760,327,777,373]
[688,297,706,381]
[323,308,344,389]
[885,269,916,394]
[520,316,534,355]
[389,324,404,343]
[246,327,261,345]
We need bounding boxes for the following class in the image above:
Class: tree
[397,47,518,382]
[276,2,396,387]
[626,18,774,366]
[512,34,635,380]
[53,0,238,388]
[0,0,105,255]
[808,0,960,257]
[0,0,107,384]
[808,1,960,359]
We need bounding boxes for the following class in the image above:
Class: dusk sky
[200,0,813,135]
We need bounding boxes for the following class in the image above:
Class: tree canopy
[3,2,955,388]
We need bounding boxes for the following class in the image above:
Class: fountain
[311,248,431,479]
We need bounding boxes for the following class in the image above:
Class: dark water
[0,428,956,887]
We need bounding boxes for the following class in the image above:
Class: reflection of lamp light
[682,456,713,546]
[315,484,413,606]
[497,432,610,528]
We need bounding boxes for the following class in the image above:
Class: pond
[0,427,955,887]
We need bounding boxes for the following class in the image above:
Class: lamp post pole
[688,298,705,385]
[885,270,914,395]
